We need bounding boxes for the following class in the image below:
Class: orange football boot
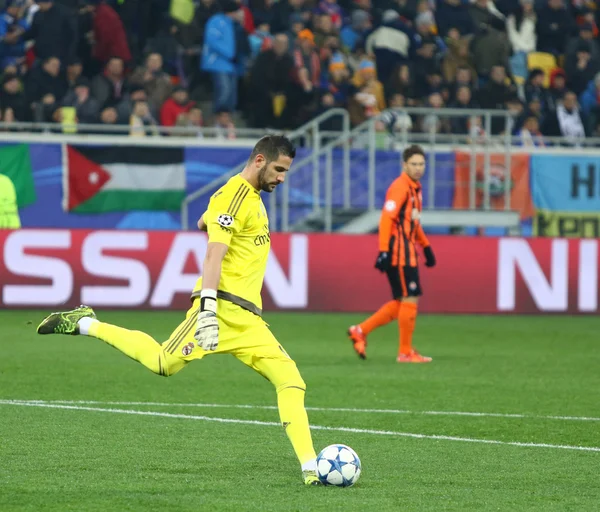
[348,325,367,360]
[396,350,432,363]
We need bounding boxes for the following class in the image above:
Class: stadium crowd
[0,0,599,143]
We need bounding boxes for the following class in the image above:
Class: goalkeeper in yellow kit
[37,135,322,485]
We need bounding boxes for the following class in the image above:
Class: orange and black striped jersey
[379,172,430,267]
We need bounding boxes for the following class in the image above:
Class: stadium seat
[527,52,557,87]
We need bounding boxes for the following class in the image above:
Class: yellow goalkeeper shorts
[159,298,305,392]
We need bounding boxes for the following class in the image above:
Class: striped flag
[63,145,185,213]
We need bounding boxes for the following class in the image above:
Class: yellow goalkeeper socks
[88,321,164,375]
[277,387,317,467]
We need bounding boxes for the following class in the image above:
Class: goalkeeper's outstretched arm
[202,242,228,291]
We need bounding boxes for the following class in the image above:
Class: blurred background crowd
[0,0,599,144]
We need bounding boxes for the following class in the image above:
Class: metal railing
[180,108,350,230]
[268,108,518,232]
[0,121,347,148]
[393,107,513,212]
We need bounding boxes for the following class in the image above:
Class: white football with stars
[316,444,361,487]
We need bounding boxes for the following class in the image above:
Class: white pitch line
[3,399,600,422]
[2,400,600,453]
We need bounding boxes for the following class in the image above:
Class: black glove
[374,251,390,272]
[423,246,436,268]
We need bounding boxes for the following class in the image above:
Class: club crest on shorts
[409,281,417,290]
[217,214,233,227]
[182,342,194,356]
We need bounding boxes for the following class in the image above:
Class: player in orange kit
[348,145,436,363]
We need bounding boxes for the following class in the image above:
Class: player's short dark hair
[403,144,425,162]
[248,135,296,165]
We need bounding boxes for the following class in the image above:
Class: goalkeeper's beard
[258,165,277,193]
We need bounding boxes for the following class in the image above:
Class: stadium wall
[8,140,600,233]
[0,229,596,314]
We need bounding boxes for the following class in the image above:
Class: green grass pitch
[1,310,600,511]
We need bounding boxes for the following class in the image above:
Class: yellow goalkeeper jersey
[192,174,270,315]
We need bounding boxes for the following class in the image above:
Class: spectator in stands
[450,84,476,134]
[201,1,246,113]
[365,9,416,85]
[518,115,545,146]
[413,11,447,88]
[536,0,575,55]
[340,9,370,52]
[91,56,127,110]
[293,29,320,88]
[348,58,385,126]
[565,41,599,96]
[579,71,600,120]
[60,76,100,124]
[381,93,412,136]
[314,12,337,49]
[0,0,30,71]
[270,0,310,34]
[251,0,275,31]
[66,59,83,88]
[506,0,536,55]
[7,0,78,66]
[160,85,195,127]
[318,53,353,120]
[129,99,159,136]
[143,18,180,77]
[115,83,149,124]
[26,55,67,121]
[84,0,132,68]
[543,90,587,144]
[249,14,273,61]
[175,106,203,137]
[385,62,417,105]
[478,64,515,132]
[250,32,296,128]
[468,0,510,78]
[235,0,255,34]
[435,0,474,38]
[449,65,477,102]
[479,64,511,109]
[525,94,545,127]
[195,0,220,46]
[99,105,118,126]
[565,23,600,67]
[0,72,27,123]
[547,68,567,112]
[317,0,343,31]
[286,12,305,47]
[129,52,173,113]
[524,68,549,114]
[214,108,237,139]
[442,38,477,93]
[505,92,525,132]
[421,68,448,100]
[420,91,449,133]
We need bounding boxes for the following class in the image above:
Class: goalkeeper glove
[194,289,219,351]
[423,246,436,268]
[374,251,391,272]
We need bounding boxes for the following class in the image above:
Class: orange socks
[358,300,418,355]
[398,301,418,355]
[359,300,400,335]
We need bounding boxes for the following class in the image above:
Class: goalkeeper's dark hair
[402,144,425,162]
[248,135,296,165]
